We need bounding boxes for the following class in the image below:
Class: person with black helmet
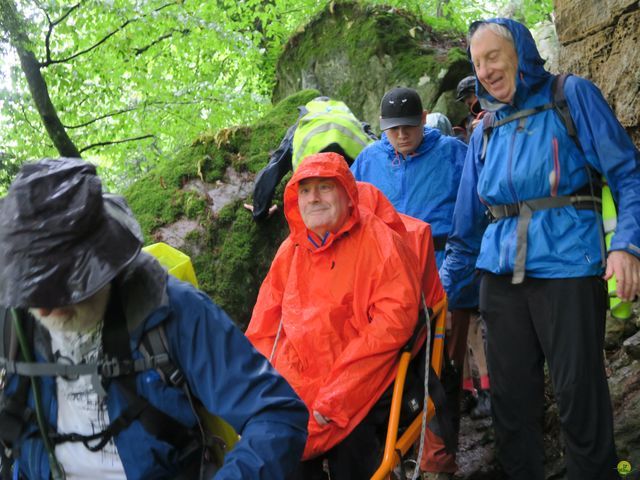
[0,158,308,480]
[455,75,484,143]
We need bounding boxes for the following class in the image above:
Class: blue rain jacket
[351,127,467,267]
[6,253,308,480]
[441,18,640,309]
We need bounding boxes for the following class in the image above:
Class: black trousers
[479,274,618,480]
[288,387,392,480]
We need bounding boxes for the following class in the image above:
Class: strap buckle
[100,357,129,378]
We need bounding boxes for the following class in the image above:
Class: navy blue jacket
[6,253,308,479]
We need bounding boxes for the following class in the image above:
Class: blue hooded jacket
[6,253,308,480]
[350,126,468,268]
[441,18,640,308]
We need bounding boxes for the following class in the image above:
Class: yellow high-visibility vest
[142,242,240,464]
[292,98,372,170]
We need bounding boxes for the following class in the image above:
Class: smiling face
[470,26,518,104]
[298,177,352,238]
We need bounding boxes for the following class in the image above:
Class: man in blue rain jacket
[441,18,640,480]
[350,87,467,268]
[0,158,308,480]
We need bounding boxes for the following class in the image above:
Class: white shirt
[49,328,126,479]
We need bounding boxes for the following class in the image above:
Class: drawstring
[391,150,402,167]
[409,294,431,480]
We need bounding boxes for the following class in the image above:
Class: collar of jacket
[113,251,170,346]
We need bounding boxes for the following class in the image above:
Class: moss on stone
[123,4,469,328]
[272,2,466,126]
[234,89,321,173]
[124,89,325,326]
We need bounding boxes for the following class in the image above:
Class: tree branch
[64,106,139,129]
[79,134,154,153]
[134,28,190,55]
[40,1,177,67]
[44,2,81,64]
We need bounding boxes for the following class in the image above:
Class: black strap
[427,364,457,453]
[0,309,35,451]
[552,74,582,151]
[98,286,197,452]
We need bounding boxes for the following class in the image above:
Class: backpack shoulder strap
[0,307,14,365]
[141,323,185,388]
[552,73,582,151]
[480,112,495,161]
[479,75,580,161]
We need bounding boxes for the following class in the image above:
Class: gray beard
[29,284,111,334]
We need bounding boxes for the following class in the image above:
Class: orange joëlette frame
[371,295,448,480]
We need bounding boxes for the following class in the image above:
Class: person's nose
[308,187,321,202]
[397,126,409,139]
[476,63,491,83]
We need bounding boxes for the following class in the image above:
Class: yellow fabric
[291,99,372,170]
[602,183,632,320]
[142,242,239,458]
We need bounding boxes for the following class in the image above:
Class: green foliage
[0,0,555,193]
[0,0,329,192]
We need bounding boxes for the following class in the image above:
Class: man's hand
[604,250,640,302]
[243,203,279,218]
[313,410,331,426]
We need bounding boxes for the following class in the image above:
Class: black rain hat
[0,158,143,308]
[456,76,477,102]
[379,87,423,131]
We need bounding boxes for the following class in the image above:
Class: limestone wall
[555,0,640,146]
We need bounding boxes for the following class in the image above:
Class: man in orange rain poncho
[246,152,427,479]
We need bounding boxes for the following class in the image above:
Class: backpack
[291,98,372,170]
[0,243,236,479]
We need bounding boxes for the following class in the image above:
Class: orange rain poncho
[246,153,425,458]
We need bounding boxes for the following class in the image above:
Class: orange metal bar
[371,296,448,480]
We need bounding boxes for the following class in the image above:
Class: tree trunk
[1,0,81,157]
[16,47,81,157]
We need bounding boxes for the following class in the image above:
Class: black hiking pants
[479,273,618,480]
[288,386,392,480]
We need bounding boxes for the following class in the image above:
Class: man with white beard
[0,158,308,480]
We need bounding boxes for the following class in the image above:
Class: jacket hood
[284,152,359,244]
[381,126,442,158]
[468,18,551,110]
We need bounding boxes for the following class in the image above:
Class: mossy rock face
[273,2,472,131]
[125,90,318,328]
[123,3,473,328]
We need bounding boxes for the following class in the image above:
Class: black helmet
[456,76,476,102]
